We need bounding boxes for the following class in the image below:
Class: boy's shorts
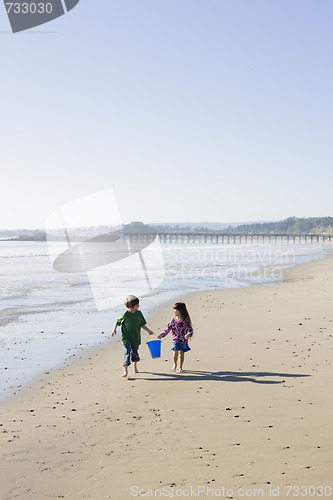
[171,342,191,352]
[123,345,140,366]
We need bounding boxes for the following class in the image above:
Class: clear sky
[1,0,332,229]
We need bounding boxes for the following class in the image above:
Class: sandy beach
[1,251,333,500]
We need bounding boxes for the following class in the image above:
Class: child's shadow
[138,369,310,384]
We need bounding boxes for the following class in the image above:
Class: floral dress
[158,318,193,351]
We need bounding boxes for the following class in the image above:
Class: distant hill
[0,229,46,241]
[149,221,265,233]
[225,217,333,235]
[150,217,333,235]
[1,217,332,240]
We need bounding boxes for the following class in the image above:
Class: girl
[158,302,193,373]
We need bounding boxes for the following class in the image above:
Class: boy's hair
[125,295,139,308]
[173,302,192,325]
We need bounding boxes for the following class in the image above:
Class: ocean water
[0,239,328,401]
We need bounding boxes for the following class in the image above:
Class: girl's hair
[125,295,139,308]
[173,302,192,325]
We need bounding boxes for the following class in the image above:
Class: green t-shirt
[116,310,146,345]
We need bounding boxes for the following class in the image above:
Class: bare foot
[122,373,128,378]
[171,365,177,372]
[178,368,184,373]
[133,368,139,374]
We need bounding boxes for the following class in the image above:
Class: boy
[112,295,154,377]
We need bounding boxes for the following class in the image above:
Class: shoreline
[0,244,330,402]
[1,250,333,498]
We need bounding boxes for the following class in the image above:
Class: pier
[128,232,333,244]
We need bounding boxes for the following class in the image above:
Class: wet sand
[1,251,333,499]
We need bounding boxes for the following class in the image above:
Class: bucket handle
[146,333,159,343]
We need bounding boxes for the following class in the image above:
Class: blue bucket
[147,339,162,358]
